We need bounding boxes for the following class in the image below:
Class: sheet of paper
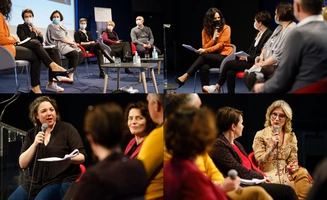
[234,51,250,57]
[18,37,31,45]
[182,44,197,52]
[38,149,79,162]
[43,45,56,49]
[240,178,266,185]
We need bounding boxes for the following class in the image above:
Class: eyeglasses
[271,112,286,120]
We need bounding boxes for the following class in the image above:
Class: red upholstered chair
[75,164,86,182]
[131,42,150,56]
[236,72,245,79]
[78,45,97,77]
[291,78,327,93]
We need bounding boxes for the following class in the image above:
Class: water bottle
[136,52,141,64]
[133,52,137,64]
[152,47,158,59]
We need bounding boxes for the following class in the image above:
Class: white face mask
[80,24,87,29]
[25,17,33,25]
[107,25,113,31]
[136,20,142,26]
[254,22,258,30]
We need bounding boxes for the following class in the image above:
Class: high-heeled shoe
[174,77,185,88]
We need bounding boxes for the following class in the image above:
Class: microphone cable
[276,144,282,184]
[0,93,20,122]
[28,126,40,200]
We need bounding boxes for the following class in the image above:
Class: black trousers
[64,50,84,72]
[258,183,298,200]
[45,48,61,81]
[243,64,277,91]
[135,44,161,58]
[15,46,40,87]
[84,42,109,70]
[186,53,225,88]
[110,42,132,58]
[217,59,252,93]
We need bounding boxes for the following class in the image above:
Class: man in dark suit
[254,0,327,93]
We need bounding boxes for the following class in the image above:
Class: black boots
[123,51,132,62]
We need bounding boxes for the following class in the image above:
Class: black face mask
[213,20,222,28]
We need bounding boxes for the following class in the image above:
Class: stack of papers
[38,149,80,162]
[182,44,197,52]
[234,51,250,57]
[240,178,266,185]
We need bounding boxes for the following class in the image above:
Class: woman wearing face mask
[243,2,296,91]
[74,18,114,78]
[203,11,273,93]
[45,10,84,82]
[17,9,70,93]
[102,20,133,74]
[123,101,157,158]
[175,7,233,91]
[0,1,69,94]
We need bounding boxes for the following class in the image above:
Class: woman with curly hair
[252,100,312,200]
[174,7,233,91]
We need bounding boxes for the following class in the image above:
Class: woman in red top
[124,101,157,158]
[175,7,233,91]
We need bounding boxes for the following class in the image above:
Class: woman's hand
[272,131,280,147]
[33,131,44,146]
[12,35,20,43]
[239,56,247,61]
[70,42,78,48]
[195,48,206,54]
[219,176,241,192]
[286,161,299,174]
[213,29,219,42]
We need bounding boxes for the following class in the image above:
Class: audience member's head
[216,106,243,135]
[84,102,125,159]
[164,94,201,118]
[125,101,157,137]
[146,94,164,125]
[254,10,272,28]
[275,2,294,22]
[322,6,327,21]
[165,107,217,159]
[264,100,293,133]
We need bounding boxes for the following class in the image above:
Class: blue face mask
[274,15,279,25]
[52,18,60,24]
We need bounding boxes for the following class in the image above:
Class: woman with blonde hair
[252,100,312,200]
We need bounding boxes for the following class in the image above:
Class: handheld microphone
[228,169,238,180]
[41,123,48,133]
[274,125,280,147]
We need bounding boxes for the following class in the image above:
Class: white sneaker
[120,86,139,94]
[203,85,217,93]
[46,82,64,92]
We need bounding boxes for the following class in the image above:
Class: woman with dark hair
[243,2,296,91]
[75,102,147,199]
[0,2,70,93]
[210,106,298,200]
[124,101,157,158]
[175,7,233,91]
[17,8,69,92]
[74,18,115,78]
[45,10,84,83]
[203,11,273,93]
[253,100,312,199]
[8,96,86,200]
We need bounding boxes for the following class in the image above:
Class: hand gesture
[219,176,240,192]
[34,131,44,146]
[195,48,206,54]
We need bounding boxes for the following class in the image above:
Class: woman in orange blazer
[175,7,233,91]
[124,101,157,158]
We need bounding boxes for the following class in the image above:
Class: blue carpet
[0,62,164,94]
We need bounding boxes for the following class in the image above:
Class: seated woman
[0,4,69,94]
[243,2,296,91]
[253,100,312,199]
[74,18,114,78]
[17,8,69,92]
[8,96,86,200]
[102,20,133,74]
[175,7,233,91]
[45,10,84,82]
[123,101,157,158]
[165,106,234,200]
[203,11,272,93]
[210,106,298,200]
[75,102,147,199]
